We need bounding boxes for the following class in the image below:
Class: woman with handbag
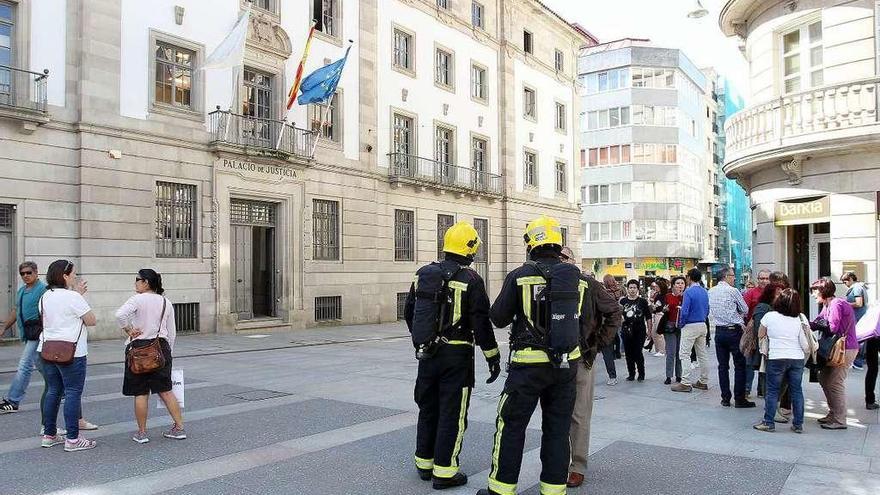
[37,259,97,452]
[662,276,686,385]
[116,269,185,444]
[811,278,859,430]
[753,289,808,433]
[646,279,667,357]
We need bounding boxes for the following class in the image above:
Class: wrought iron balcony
[0,65,48,113]
[208,108,316,161]
[388,153,502,197]
[725,77,880,172]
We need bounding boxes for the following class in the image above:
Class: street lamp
[687,0,709,19]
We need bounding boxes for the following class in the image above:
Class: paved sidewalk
[0,323,877,494]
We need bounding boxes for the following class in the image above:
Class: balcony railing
[208,109,316,161]
[388,153,502,196]
[0,65,48,114]
[725,77,880,162]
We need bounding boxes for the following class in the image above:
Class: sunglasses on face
[19,271,33,277]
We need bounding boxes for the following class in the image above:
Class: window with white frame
[586,183,631,204]
[555,102,566,132]
[555,161,566,194]
[393,113,414,155]
[587,144,631,167]
[584,67,630,94]
[154,41,195,110]
[586,144,677,167]
[587,221,632,242]
[253,0,274,12]
[312,199,340,260]
[437,214,455,259]
[156,181,197,258]
[393,28,414,73]
[472,137,487,172]
[631,105,677,126]
[394,209,415,261]
[435,48,453,89]
[0,3,11,102]
[523,87,536,119]
[308,91,341,142]
[631,67,675,88]
[313,0,339,37]
[473,217,489,287]
[524,151,537,187]
[782,20,823,93]
[435,125,454,166]
[472,1,484,29]
[586,106,630,130]
[471,63,487,101]
[554,49,564,72]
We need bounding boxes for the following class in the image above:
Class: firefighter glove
[486,355,501,384]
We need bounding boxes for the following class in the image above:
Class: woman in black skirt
[115,269,185,443]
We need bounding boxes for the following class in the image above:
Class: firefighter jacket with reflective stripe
[404,258,500,360]
[490,256,594,365]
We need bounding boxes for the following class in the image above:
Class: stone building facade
[0,0,589,338]
[720,0,880,315]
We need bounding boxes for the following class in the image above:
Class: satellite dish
[687,0,709,19]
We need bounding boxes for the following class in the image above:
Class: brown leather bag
[39,296,83,366]
[126,299,167,375]
[826,336,847,368]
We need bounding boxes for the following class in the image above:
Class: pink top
[819,297,858,350]
[115,293,177,351]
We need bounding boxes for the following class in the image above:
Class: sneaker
[0,399,19,414]
[852,364,864,371]
[132,431,150,444]
[820,422,848,430]
[163,425,187,440]
[653,352,665,357]
[664,377,672,385]
[721,399,731,407]
[39,426,67,437]
[606,378,618,386]
[817,415,833,424]
[753,422,775,432]
[791,424,804,434]
[867,403,880,410]
[671,383,693,393]
[78,419,99,431]
[41,434,65,448]
[692,381,709,391]
[774,411,791,423]
[637,375,645,382]
[626,375,635,382]
[64,437,97,452]
[735,400,757,409]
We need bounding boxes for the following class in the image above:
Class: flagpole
[309,93,335,156]
[224,65,239,142]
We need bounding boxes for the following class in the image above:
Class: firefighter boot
[433,472,468,490]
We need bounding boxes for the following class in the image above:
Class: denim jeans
[600,343,617,379]
[744,366,755,395]
[5,340,39,405]
[664,326,681,380]
[714,327,747,402]
[854,341,867,368]
[42,356,87,440]
[762,358,804,427]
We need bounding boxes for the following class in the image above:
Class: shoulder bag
[126,298,167,375]
[20,289,42,341]
[739,318,757,357]
[39,295,83,366]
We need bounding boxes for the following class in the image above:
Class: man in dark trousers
[477,216,590,495]
[563,247,622,488]
[405,221,500,490]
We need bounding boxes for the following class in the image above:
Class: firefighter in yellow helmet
[405,221,500,489]
[477,216,592,495]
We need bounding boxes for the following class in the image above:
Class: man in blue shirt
[0,261,47,413]
[672,268,710,393]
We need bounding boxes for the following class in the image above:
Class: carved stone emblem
[246,11,292,59]
[781,157,803,185]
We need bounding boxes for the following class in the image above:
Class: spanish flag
[286,23,317,110]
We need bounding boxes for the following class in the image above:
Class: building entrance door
[230,200,277,321]
[0,205,14,332]
[789,222,831,319]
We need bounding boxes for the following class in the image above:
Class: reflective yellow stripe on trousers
[414,455,434,470]
[434,387,471,479]
[540,481,567,495]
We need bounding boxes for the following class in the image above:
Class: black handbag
[19,290,42,340]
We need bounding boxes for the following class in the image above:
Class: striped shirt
[708,281,748,328]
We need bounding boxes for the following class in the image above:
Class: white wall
[30,0,66,107]
[376,0,500,174]
[513,58,576,203]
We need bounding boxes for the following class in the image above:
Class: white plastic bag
[856,304,880,342]
[158,369,184,409]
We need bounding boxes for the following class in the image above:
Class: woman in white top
[116,269,185,444]
[753,288,808,433]
[38,259,98,452]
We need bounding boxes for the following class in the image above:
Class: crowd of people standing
[0,260,185,451]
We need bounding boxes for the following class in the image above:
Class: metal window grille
[437,0,448,8]
[473,218,489,289]
[0,204,12,232]
[524,152,536,187]
[437,214,455,260]
[230,199,276,226]
[173,302,199,333]
[560,227,568,247]
[397,292,408,320]
[154,42,194,108]
[312,199,340,260]
[393,29,412,70]
[394,209,415,261]
[308,91,340,142]
[555,162,566,193]
[435,49,452,87]
[315,296,342,321]
[254,0,273,11]
[156,182,197,258]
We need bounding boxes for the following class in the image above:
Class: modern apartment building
[0,0,590,338]
[720,0,880,315]
[577,39,710,281]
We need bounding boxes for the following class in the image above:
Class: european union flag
[297,46,351,105]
